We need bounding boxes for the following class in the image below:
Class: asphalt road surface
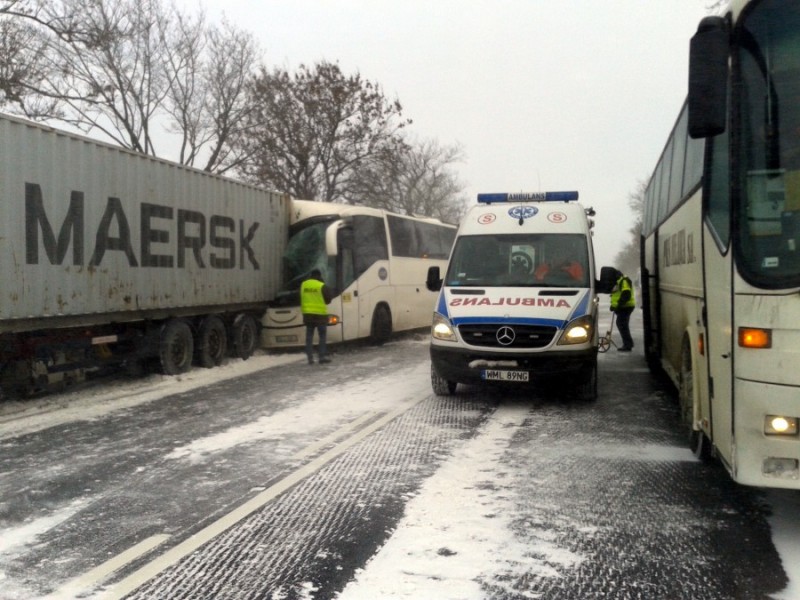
[0,314,791,599]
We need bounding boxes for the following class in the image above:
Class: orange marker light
[738,327,771,349]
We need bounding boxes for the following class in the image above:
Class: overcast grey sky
[202,0,712,269]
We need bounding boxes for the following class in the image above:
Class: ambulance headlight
[431,313,457,342]
[557,316,593,346]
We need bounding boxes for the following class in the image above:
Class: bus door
[703,131,734,463]
[336,227,360,342]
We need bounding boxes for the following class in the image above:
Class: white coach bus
[263,200,456,348]
[641,0,800,488]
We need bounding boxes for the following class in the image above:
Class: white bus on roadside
[641,0,800,488]
[263,200,456,349]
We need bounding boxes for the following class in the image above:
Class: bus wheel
[370,305,392,345]
[196,316,227,368]
[679,338,710,460]
[160,319,194,375]
[576,360,598,401]
[231,314,258,360]
[431,364,457,396]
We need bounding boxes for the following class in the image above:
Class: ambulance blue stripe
[569,290,590,319]
[452,316,565,328]
[436,292,449,317]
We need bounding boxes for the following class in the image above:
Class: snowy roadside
[768,490,800,600]
[0,351,304,439]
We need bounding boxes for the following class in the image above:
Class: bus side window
[705,122,731,248]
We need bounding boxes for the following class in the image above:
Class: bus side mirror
[597,266,617,294]
[426,266,442,292]
[688,16,729,139]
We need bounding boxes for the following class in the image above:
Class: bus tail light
[327,314,341,326]
[764,415,798,436]
[738,327,771,349]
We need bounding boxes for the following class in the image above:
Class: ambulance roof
[458,191,592,236]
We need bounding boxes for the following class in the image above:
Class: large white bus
[263,200,456,348]
[641,0,800,488]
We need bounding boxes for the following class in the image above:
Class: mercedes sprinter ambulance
[426,192,614,401]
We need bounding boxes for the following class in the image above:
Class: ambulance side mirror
[596,266,617,294]
[426,266,442,292]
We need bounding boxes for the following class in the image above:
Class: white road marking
[45,534,171,600]
[291,410,384,460]
[96,396,425,599]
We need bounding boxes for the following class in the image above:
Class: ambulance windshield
[444,234,589,288]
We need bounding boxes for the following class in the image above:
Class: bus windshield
[445,234,589,288]
[737,0,800,284]
[278,221,334,294]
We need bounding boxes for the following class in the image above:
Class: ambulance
[425,191,615,400]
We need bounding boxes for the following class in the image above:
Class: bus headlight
[764,415,799,436]
[557,316,593,345]
[431,313,457,342]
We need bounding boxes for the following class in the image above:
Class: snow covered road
[0,327,798,599]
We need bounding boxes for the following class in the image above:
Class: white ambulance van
[425,191,616,401]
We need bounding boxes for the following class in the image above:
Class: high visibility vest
[301,278,328,315]
[611,276,636,310]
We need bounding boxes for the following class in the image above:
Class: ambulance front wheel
[576,360,598,402]
[431,364,457,396]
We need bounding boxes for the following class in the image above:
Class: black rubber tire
[370,305,392,345]
[196,316,227,368]
[231,314,258,360]
[680,337,711,461]
[160,319,194,375]
[431,364,457,396]
[576,359,598,401]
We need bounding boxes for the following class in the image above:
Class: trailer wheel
[370,305,392,345]
[160,319,194,375]
[196,316,227,368]
[231,314,258,360]
[431,364,457,396]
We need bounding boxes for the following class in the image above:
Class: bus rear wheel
[370,305,392,345]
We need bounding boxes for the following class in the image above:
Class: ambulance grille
[458,324,556,348]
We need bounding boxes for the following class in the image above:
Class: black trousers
[615,307,635,349]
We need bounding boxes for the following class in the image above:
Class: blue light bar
[477,191,579,204]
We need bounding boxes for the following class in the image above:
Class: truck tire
[160,319,194,375]
[196,316,227,368]
[370,305,392,345]
[431,364,457,396]
[231,314,258,360]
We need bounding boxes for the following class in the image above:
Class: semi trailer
[0,113,290,396]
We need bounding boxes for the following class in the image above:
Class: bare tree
[162,15,259,173]
[240,61,411,202]
[0,0,259,172]
[613,179,645,275]
[348,137,467,223]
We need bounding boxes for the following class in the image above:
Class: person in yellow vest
[610,269,636,351]
[301,269,333,364]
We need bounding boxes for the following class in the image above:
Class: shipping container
[0,113,290,394]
